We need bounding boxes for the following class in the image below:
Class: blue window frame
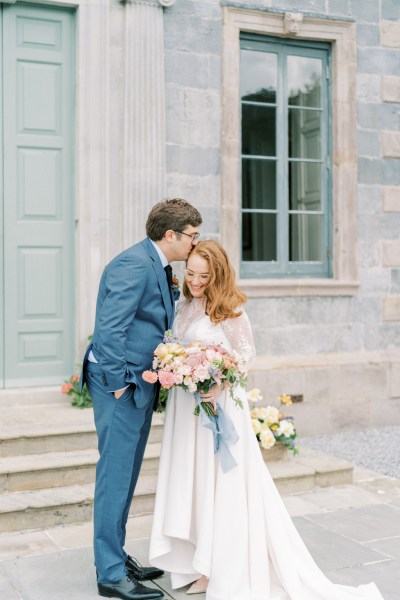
[240,35,332,278]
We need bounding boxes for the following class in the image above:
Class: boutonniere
[171,274,180,293]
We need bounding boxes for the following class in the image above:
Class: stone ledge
[251,348,399,372]
[239,279,360,298]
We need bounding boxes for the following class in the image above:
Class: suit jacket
[80,238,175,408]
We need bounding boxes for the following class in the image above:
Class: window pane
[289,214,323,261]
[240,49,277,104]
[242,105,276,156]
[242,213,277,261]
[289,162,321,211]
[242,159,276,210]
[288,56,322,108]
[289,109,321,159]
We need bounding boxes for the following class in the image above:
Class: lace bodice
[173,297,256,366]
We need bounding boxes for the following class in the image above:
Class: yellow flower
[166,343,185,355]
[154,344,168,359]
[279,394,292,406]
[264,405,280,426]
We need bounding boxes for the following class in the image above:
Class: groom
[80,198,202,600]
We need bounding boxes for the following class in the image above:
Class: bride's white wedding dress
[149,298,384,600]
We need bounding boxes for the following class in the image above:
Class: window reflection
[241,49,277,103]
[289,109,321,160]
[242,105,276,156]
[242,159,276,210]
[289,214,322,262]
[242,213,277,261]
[288,56,322,108]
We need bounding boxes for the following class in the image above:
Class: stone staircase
[0,398,354,533]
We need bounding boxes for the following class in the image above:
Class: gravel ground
[300,426,400,478]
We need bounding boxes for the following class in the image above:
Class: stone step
[0,474,157,533]
[0,386,66,408]
[267,448,354,494]
[0,447,353,533]
[0,443,161,492]
[0,403,164,457]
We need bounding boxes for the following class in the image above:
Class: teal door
[0,4,75,387]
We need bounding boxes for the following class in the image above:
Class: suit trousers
[85,361,155,583]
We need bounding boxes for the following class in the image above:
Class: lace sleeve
[221,309,256,367]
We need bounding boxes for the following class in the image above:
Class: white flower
[264,406,280,426]
[260,428,276,449]
[277,420,295,438]
[251,419,262,435]
[251,407,267,420]
[195,365,209,382]
[185,345,202,354]
[247,388,263,403]
[179,364,192,376]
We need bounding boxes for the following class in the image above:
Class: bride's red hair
[183,240,247,324]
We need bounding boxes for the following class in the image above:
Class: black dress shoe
[125,555,164,581]
[98,575,164,599]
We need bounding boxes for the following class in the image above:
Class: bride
[149,240,383,600]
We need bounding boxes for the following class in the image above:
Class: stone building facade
[0,0,399,436]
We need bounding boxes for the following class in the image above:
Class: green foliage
[61,373,93,409]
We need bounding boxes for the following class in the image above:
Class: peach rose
[61,383,73,394]
[142,370,158,384]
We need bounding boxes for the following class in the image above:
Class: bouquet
[142,331,248,416]
[248,389,299,454]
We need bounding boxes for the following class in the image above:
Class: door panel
[0,8,3,387]
[2,4,74,387]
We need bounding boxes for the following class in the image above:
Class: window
[240,36,331,278]
[221,8,358,297]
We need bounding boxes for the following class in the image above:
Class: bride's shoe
[186,576,208,595]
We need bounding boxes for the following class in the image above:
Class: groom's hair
[146,198,202,241]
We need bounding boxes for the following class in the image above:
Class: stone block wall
[162,0,400,432]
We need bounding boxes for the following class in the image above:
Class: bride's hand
[201,386,221,402]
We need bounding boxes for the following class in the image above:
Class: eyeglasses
[175,230,200,241]
[184,269,210,283]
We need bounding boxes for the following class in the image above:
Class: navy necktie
[164,265,173,289]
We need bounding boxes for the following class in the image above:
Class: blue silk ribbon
[194,391,239,473]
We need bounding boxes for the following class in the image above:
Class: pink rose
[61,383,73,394]
[142,370,158,384]
[184,353,206,368]
[158,370,176,389]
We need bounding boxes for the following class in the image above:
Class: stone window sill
[238,279,360,297]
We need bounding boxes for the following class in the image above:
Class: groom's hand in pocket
[114,386,128,399]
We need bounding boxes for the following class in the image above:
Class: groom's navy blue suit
[80,238,176,584]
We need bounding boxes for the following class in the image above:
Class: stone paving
[0,466,399,600]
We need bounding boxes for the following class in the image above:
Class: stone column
[121,0,173,247]
[76,0,112,353]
